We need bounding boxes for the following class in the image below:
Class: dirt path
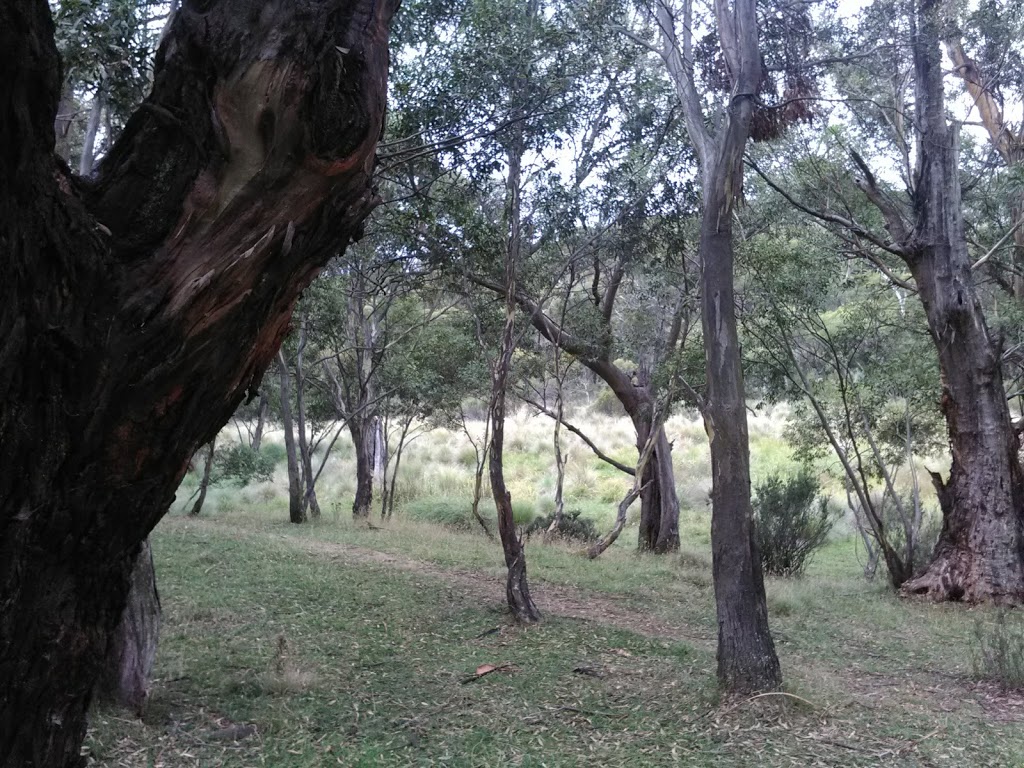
[288,533,715,649]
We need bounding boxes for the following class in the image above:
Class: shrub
[973,610,1024,690]
[258,442,287,466]
[214,444,277,486]
[754,470,834,577]
[592,386,624,417]
[524,510,600,543]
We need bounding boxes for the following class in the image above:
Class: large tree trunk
[900,0,1024,602]
[96,539,160,716]
[701,153,781,691]
[0,2,394,763]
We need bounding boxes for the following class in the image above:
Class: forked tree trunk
[0,3,394,762]
[486,288,683,554]
[96,539,161,716]
[899,0,1024,601]
[588,360,681,553]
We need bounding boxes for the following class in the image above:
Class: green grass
[87,410,1024,765]
[85,514,1024,766]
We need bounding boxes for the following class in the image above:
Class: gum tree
[0,0,396,763]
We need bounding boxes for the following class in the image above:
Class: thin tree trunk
[0,0,392,761]
[251,390,268,452]
[278,351,306,524]
[695,0,781,692]
[490,132,540,623]
[96,539,160,716]
[384,413,415,518]
[294,320,320,520]
[78,87,103,176]
[189,437,216,517]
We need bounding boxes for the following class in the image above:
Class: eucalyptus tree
[618,0,806,689]
[0,0,395,762]
[53,0,165,172]
[943,0,1023,297]
[754,0,1024,601]
[392,0,699,553]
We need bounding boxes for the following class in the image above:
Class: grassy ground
[83,409,1024,766]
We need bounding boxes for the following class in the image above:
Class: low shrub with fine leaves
[754,471,834,577]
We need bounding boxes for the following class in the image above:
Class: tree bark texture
[95,539,160,716]
[350,417,376,518]
[0,0,395,763]
[900,0,1024,602]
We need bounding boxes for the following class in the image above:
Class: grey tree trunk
[78,88,103,176]
[278,351,305,524]
[650,0,781,691]
[251,390,269,452]
[96,539,160,716]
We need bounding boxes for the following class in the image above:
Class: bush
[524,509,600,543]
[754,470,834,577]
[214,444,277,486]
[973,610,1024,690]
[592,386,624,417]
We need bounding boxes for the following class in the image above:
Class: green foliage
[754,471,835,577]
[592,386,624,417]
[524,509,600,543]
[973,610,1024,690]
[212,444,277,487]
[404,497,477,530]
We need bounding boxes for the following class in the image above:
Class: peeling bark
[898,0,1024,603]
[0,0,395,762]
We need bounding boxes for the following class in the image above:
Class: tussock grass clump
[973,610,1024,690]
[404,497,479,530]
